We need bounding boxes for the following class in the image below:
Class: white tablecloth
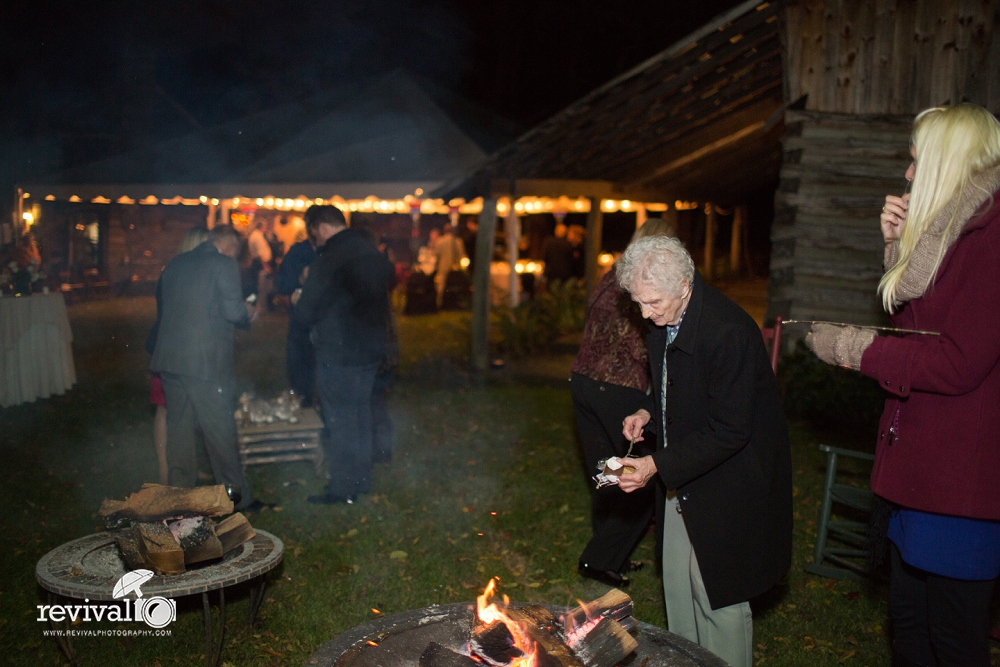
[0,293,76,407]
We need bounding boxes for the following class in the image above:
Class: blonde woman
[806,105,1000,667]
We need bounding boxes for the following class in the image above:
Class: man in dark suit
[292,207,392,505]
[275,225,318,407]
[150,225,263,511]
[616,235,792,667]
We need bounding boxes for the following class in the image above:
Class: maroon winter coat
[859,194,1000,520]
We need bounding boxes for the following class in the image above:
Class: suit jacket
[293,228,391,367]
[646,272,792,610]
[150,241,250,383]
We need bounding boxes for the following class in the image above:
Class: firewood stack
[420,588,638,667]
[99,484,257,576]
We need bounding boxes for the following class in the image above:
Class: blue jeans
[316,360,379,498]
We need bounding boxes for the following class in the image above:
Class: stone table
[36,529,283,666]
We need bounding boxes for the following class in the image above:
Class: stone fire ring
[307,602,727,667]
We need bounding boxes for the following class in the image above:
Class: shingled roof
[437,0,785,205]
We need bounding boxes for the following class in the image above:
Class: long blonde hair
[879,105,1000,312]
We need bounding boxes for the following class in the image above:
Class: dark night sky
[0,0,743,192]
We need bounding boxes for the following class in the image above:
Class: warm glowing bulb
[621,200,631,211]
[574,201,584,211]
[514,202,524,212]
[22,211,34,224]
[211,198,219,206]
[256,198,264,206]
[460,257,470,269]
[414,188,424,196]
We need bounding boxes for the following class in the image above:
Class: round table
[36,529,283,666]
[0,292,76,407]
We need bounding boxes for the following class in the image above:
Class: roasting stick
[782,319,940,336]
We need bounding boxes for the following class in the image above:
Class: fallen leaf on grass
[843,591,860,601]
[527,582,542,588]
[845,636,858,646]
[558,504,569,514]
[389,551,408,560]
[839,650,855,662]
[263,647,285,658]
[346,529,358,538]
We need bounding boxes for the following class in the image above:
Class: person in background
[542,223,573,285]
[275,222,319,407]
[247,220,273,312]
[806,104,1000,667]
[293,207,392,505]
[617,235,792,667]
[150,225,267,512]
[417,228,440,276]
[432,225,466,308]
[573,218,677,588]
[146,225,209,484]
[362,230,399,464]
[460,218,478,272]
[568,225,586,280]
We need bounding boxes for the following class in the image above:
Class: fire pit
[307,602,726,667]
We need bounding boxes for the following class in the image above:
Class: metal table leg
[47,592,75,664]
[202,587,226,667]
[247,576,267,626]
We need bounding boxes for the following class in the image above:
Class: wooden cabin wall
[767,109,912,327]
[784,0,1000,115]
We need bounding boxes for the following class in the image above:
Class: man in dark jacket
[275,226,318,407]
[293,207,391,504]
[150,225,263,511]
[616,235,792,667]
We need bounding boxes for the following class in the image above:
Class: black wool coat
[645,272,792,610]
[293,228,392,367]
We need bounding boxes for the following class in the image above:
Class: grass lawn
[0,297,990,666]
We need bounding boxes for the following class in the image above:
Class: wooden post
[471,198,498,372]
[704,203,716,281]
[216,200,228,230]
[16,188,23,236]
[730,204,746,276]
[506,207,520,307]
[635,204,647,230]
[585,197,604,295]
[206,202,216,230]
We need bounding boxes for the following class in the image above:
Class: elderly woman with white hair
[614,235,792,667]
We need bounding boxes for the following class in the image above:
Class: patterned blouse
[571,267,650,392]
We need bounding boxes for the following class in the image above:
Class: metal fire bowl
[307,602,727,667]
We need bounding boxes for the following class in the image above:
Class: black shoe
[241,500,277,513]
[308,493,355,505]
[578,562,629,588]
[621,560,644,573]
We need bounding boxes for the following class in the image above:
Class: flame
[563,598,604,646]
[474,578,539,666]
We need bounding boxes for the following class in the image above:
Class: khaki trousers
[662,494,752,667]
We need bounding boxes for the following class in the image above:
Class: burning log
[463,579,637,667]
[562,588,633,629]
[99,484,234,528]
[469,620,524,665]
[568,617,638,667]
[419,642,481,667]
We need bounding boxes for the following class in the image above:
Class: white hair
[617,235,695,297]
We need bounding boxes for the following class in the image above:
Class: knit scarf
[884,164,1000,306]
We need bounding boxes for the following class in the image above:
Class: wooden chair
[760,315,783,375]
[803,445,876,579]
